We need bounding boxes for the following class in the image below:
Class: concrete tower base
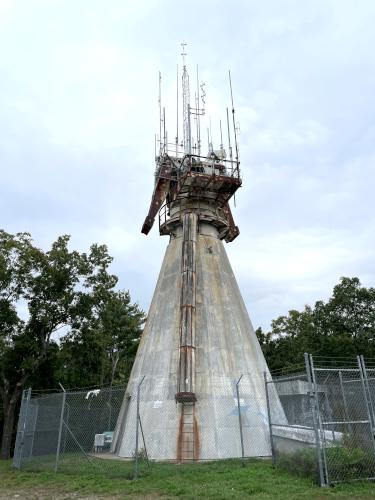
[112,223,286,460]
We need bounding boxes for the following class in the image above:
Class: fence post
[236,375,245,466]
[263,371,275,466]
[309,354,329,485]
[360,355,375,429]
[14,388,32,469]
[28,398,37,459]
[54,383,67,473]
[138,415,150,467]
[133,375,145,480]
[304,353,326,487]
[357,356,375,454]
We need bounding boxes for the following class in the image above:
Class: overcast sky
[1,0,374,331]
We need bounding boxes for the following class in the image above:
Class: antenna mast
[181,42,191,155]
[176,64,179,153]
[158,71,162,155]
[196,65,201,156]
[229,70,239,163]
[226,107,233,168]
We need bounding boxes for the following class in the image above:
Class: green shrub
[131,447,148,461]
[276,448,319,482]
[276,445,375,484]
[326,446,375,480]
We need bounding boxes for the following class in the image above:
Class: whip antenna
[158,71,162,155]
[176,64,179,152]
[229,70,239,163]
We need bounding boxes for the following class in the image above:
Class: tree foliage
[0,230,144,459]
[256,277,375,373]
[58,290,145,388]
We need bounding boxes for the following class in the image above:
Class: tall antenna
[158,71,162,155]
[196,65,201,156]
[181,42,191,155]
[209,117,213,152]
[181,41,187,66]
[229,70,239,163]
[176,64,179,152]
[226,107,233,167]
[189,66,205,157]
[163,107,166,154]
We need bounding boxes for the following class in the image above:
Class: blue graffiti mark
[229,405,251,416]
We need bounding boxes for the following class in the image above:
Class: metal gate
[311,356,375,484]
[266,354,375,486]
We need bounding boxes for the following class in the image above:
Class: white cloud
[0,0,374,332]
[237,228,349,282]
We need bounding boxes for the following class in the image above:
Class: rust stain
[176,403,199,462]
[141,162,172,234]
[176,411,184,462]
[193,413,200,460]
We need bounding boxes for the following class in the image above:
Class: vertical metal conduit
[176,212,198,461]
[176,211,197,400]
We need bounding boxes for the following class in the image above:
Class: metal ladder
[179,402,195,461]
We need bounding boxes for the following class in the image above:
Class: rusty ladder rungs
[179,402,195,461]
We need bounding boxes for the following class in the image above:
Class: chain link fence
[12,385,142,478]
[12,374,274,478]
[265,354,375,486]
[12,354,375,485]
[113,372,278,463]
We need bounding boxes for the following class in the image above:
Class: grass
[0,458,374,499]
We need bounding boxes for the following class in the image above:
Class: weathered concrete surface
[112,224,286,460]
[272,425,343,454]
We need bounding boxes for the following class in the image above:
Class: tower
[112,47,283,460]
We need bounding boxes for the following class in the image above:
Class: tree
[58,290,145,388]
[314,277,375,358]
[96,290,145,387]
[258,277,375,373]
[0,230,117,459]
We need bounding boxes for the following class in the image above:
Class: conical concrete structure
[112,53,285,460]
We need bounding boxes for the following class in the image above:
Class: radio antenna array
[155,45,240,185]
